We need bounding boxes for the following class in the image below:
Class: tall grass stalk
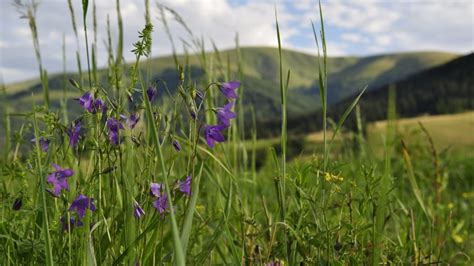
[91,0,98,84]
[275,8,290,262]
[81,0,92,87]
[33,109,53,265]
[312,1,328,170]
[61,34,69,123]
[1,79,10,162]
[312,2,331,260]
[114,0,124,104]
[67,0,84,87]
[373,85,396,264]
[14,0,49,108]
[141,77,185,265]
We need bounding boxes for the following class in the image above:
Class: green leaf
[180,161,204,254]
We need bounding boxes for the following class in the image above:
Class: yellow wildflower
[324,172,344,182]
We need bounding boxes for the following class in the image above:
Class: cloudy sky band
[0,0,472,83]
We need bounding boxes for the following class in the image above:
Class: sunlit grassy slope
[367,111,474,155]
[4,47,457,120]
[258,111,474,158]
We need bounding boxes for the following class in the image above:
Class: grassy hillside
[257,53,474,137]
[367,112,474,155]
[255,111,474,152]
[3,47,457,121]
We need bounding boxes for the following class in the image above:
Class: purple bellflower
[94,98,107,113]
[172,140,181,152]
[219,81,240,99]
[31,137,50,152]
[47,164,74,197]
[147,87,157,102]
[79,92,94,112]
[68,121,81,147]
[127,114,140,129]
[133,202,145,219]
[68,194,96,219]
[204,124,227,148]
[216,102,236,127]
[153,195,169,215]
[61,216,83,231]
[12,198,22,211]
[178,175,192,196]
[150,182,163,197]
[106,118,124,145]
[150,183,169,215]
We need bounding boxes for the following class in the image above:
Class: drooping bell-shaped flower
[216,102,236,127]
[79,92,94,112]
[106,118,124,145]
[219,81,240,99]
[204,124,227,148]
[178,175,192,196]
[68,194,96,219]
[147,87,157,102]
[133,202,145,219]
[47,164,74,197]
[68,121,82,147]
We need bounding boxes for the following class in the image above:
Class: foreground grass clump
[1,1,472,265]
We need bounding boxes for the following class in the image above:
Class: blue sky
[0,0,472,83]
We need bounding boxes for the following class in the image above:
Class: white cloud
[0,0,472,84]
[374,35,391,46]
[295,0,472,55]
[340,33,365,43]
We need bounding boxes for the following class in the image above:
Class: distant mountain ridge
[257,52,474,137]
[3,47,459,122]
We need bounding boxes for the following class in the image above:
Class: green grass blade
[328,85,368,147]
[401,141,431,220]
[33,110,53,266]
[373,85,396,264]
[180,161,204,254]
[141,79,185,266]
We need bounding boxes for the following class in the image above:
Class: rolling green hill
[3,47,457,122]
[257,53,474,137]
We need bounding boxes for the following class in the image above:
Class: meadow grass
[1,1,473,265]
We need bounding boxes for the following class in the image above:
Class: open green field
[368,111,474,155]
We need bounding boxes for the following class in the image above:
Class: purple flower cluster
[150,183,168,215]
[68,194,96,219]
[61,194,95,231]
[148,176,191,216]
[147,87,157,102]
[178,175,192,196]
[47,164,74,197]
[204,81,240,148]
[61,216,83,231]
[121,113,140,129]
[42,164,95,231]
[79,92,94,112]
[31,137,50,152]
[68,121,82,147]
[78,92,107,114]
[106,118,124,145]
